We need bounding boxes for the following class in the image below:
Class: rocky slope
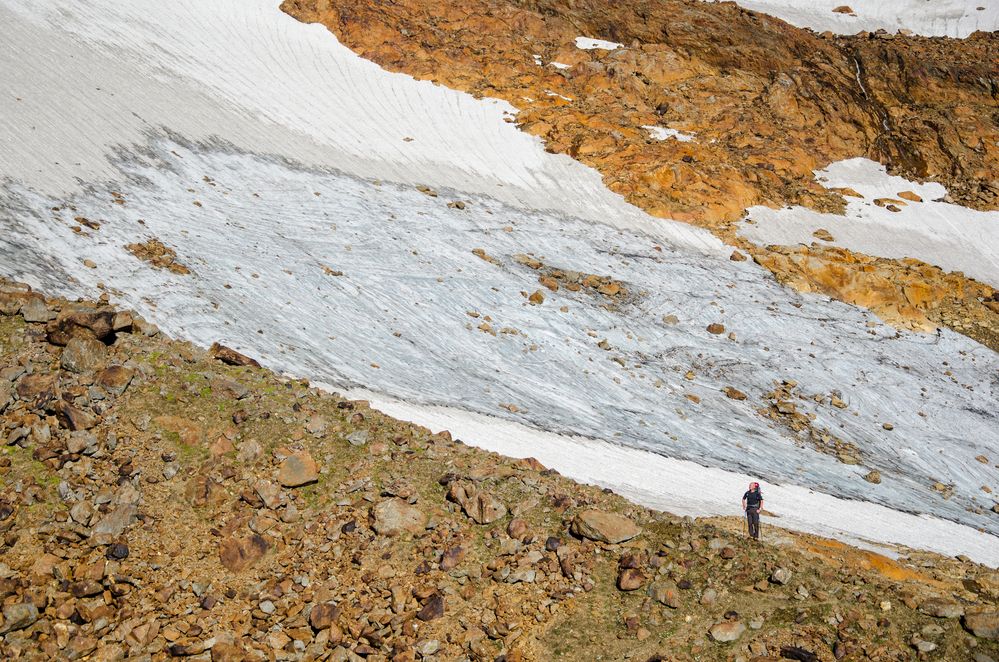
[280,0,999,343]
[2,279,999,661]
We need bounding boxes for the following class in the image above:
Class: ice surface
[710,0,998,37]
[740,158,999,288]
[1,0,998,562]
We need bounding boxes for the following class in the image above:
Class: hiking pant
[746,507,760,539]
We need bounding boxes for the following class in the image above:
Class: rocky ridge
[2,279,999,660]
[281,0,999,345]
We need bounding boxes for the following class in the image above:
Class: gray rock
[770,567,792,585]
[708,620,745,643]
[61,336,108,373]
[67,431,98,455]
[346,430,369,446]
[0,602,38,633]
[20,297,53,323]
[507,568,537,584]
[371,498,427,536]
[92,503,138,536]
[920,597,964,619]
[570,509,641,544]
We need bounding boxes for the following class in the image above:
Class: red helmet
[749,482,760,490]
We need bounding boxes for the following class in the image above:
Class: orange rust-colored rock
[282,0,997,227]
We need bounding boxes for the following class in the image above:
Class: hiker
[742,481,763,540]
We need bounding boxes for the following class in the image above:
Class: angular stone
[571,509,641,544]
[210,342,260,367]
[964,611,999,640]
[770,567,792,585]
[96,366,134,395]
[92,503,138,536]
[447,482,507,524]
[417,594,444,621]
[617,568,646,591]
[920,597,964,619]
[46,309,115,345]
[649,581,680,608]
[219,534,269,572]
[54,400,97,431]
[15,374,57,410]
[61,336,108,373]
[708,620,746,643]
[371,498,427,536]
[278,451,319,487]
[0,602,38,634]
[309,602,340,630]
[254,479,282,509]
[20,297,53,323]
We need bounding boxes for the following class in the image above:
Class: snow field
[740,158,999,288]
[0,0,997,562]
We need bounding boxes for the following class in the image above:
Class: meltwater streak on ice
[0,0,998,556]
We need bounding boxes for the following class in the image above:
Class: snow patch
[358,389,999,567]
[575,36,624,50]
[710,0,997,38]
[739,158,999,287]
[643,125,696,143]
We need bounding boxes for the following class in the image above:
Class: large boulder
[219,534,269,572]
[61,336,108,373]
[920,597,964,619]
[571,509,641,544]
[371,498,427,536]
[46,309,115,345]
[964,611,999,640]
[278,451,319,487]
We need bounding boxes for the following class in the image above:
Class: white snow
[740,158,999,287]
[575,36,624,51]
[550,62,572,70]
[358,390,999,566]
[643,125,696,143]
[712,0,998,38]
[1,0,998,564]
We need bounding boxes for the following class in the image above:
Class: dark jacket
[743,488,763,509]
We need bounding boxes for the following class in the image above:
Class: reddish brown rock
[210,342,261,367]
[617,568,647,591]
[571,509,641,544]
[278,450,319,487]
[219,534,270,572]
